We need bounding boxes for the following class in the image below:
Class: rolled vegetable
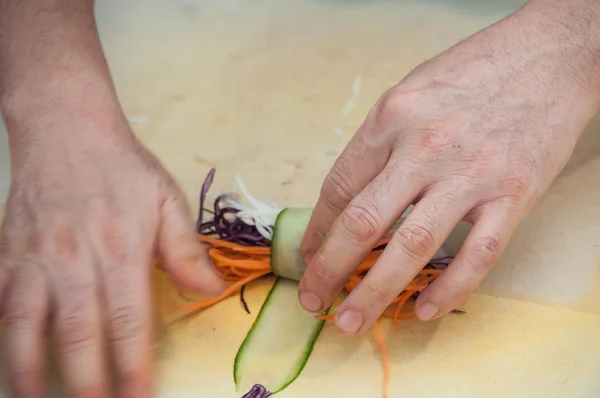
[167,168,460,397]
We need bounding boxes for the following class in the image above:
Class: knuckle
[300,247,312,265]
[472,235,502,258]
[393,222,437,261]
[368,89,406,128]
[55,283,96,353]
[343,202,383,241]
[9,260,43,291]
[435,191,462,214]
[3,264,46,326]
[321,167,355,212]
[300,232,319,264]
[4,306,35,329]
[308,255,343,286]
[51,227,79,264]
[117,369,147,391]
[466,235,502,277]
[361,282,393,306]
[6,366,38,385]
[468,142,506,177]
[109,304,145,343]
[500,174,534,200]
[163,189,192,226]
[475,141,504,164]
[101,219,130,265]
[56,314,96,355]
[418,123,461,152]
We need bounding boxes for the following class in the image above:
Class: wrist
[518,0,600,104]
[1,67,121,133]
[4,79,133,179]
[0,0,124,137]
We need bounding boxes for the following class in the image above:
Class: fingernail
[299,291,323,312]
[417,302,439,321]
[337,310,364,333]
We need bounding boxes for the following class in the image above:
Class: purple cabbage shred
[196,168,270,247]
[241,384,272,398]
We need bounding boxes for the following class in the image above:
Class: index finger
[298,159,417,313]
[300,84,415,265]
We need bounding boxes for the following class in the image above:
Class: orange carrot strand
[393,291,414,328]
[179,233,444,330]
[371,321,390,398]
[197,234,271,255]
[169,270,271,312]
[209,249,270,269]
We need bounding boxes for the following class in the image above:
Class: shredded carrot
[170,233,443,328]
[392,291,413,328]
[169,269,271,312]
[371,321,390,398]
[197,234,271,255]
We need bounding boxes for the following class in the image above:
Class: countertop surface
[2,0,600,396]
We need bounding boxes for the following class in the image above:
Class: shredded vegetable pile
[169,168,459,398]
[171,168,454,326]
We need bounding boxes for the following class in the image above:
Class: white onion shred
[340,75,362,116]
[220,173,282,241]
[127,114,150,124]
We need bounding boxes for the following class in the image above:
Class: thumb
[157,186,225,297]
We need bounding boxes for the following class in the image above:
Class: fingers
[51,254,109,398]
[299,160,417,313]
[101,252,153,398]
[414,204,515,320]
[300,120,394,266]
[333,186,477,334]
[2,263,49,398]
[158,190,225,296]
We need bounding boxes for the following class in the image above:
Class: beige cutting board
[3,0,600,396]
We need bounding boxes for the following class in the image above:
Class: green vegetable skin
[269,205,414,281]
[234,208,329,394]
[270,208,314,282]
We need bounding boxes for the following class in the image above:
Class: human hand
[0,108,225,397]
[299,0,600,334]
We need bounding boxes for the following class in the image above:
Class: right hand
[0,102,225,397]
[298,0,600,334]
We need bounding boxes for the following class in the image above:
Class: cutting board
[2,0,600,396]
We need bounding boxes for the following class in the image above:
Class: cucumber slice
[270,208,313,282]
[233,206,414,395]
[233,278,327,394]
[270,206,413,282]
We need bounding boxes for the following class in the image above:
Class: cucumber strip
[270,206,414,282]
[270,208,313,282]
[233,278,328,394]
[233,206,415,395]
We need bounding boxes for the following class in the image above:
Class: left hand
[298,0,600,334]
